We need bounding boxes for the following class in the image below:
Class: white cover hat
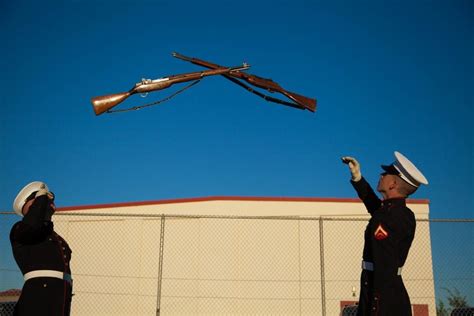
[13,181,49,216]
[382,151,428,187]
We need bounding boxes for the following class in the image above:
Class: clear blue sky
[1,0,472,301]
[1,0,472,218]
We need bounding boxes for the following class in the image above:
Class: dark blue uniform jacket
[10,195,72,316]
[352,177,415,316]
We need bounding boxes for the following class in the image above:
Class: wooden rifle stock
[91,91,133,116]
[91,64,249,115]
[172,52,316,112]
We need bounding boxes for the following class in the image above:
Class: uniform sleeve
[395,208,416,267]
[10,195,53,244]
[351,177,381,215]
[22,195,50,227]
[10,221,54,245]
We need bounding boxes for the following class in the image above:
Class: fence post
[156,214,166,316]
[319,217,326,316]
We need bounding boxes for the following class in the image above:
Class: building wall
[53,197,434,315]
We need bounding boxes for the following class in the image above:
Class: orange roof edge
[0,288,21,297]
[57,196,430,212]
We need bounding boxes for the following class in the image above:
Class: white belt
[24,270,72,283]
[362,261,403,275]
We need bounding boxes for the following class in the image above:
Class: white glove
[341,156,362,182]
[35,188,54,200]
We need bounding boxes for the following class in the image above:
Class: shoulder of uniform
[11,221,22,230]
[9,221,23,238]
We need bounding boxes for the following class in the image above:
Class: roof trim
[57,196,430,212]
[0,289,21,297]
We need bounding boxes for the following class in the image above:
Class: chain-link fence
[1,212,472,315]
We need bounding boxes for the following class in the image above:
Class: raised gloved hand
[35,187,55,221]
[35,188,54,201]
[341,156,362,182]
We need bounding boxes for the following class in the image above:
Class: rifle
[91,64,250,115]
[172,52,316,112]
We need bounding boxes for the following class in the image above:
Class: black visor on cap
[24,191,39,203]
[381,164,400,175]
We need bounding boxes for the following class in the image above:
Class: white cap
[13,181,49,216]
[384,151,428,187]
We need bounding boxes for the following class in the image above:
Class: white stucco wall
[53,196,434,315]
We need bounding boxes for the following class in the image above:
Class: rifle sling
[106,80,201,113]
[172,53,306,110]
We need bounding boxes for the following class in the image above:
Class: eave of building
[56,196,430,218]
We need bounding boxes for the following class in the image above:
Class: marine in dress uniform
[342,152,428,316]
[10,181,73,316]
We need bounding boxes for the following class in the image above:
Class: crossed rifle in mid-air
[91,52,317,115]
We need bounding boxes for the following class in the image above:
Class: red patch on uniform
[374,224,389,240]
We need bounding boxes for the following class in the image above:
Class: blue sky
[1,0,472,218]
[1,0,472,302]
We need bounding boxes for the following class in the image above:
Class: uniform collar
[382,198,406,208]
